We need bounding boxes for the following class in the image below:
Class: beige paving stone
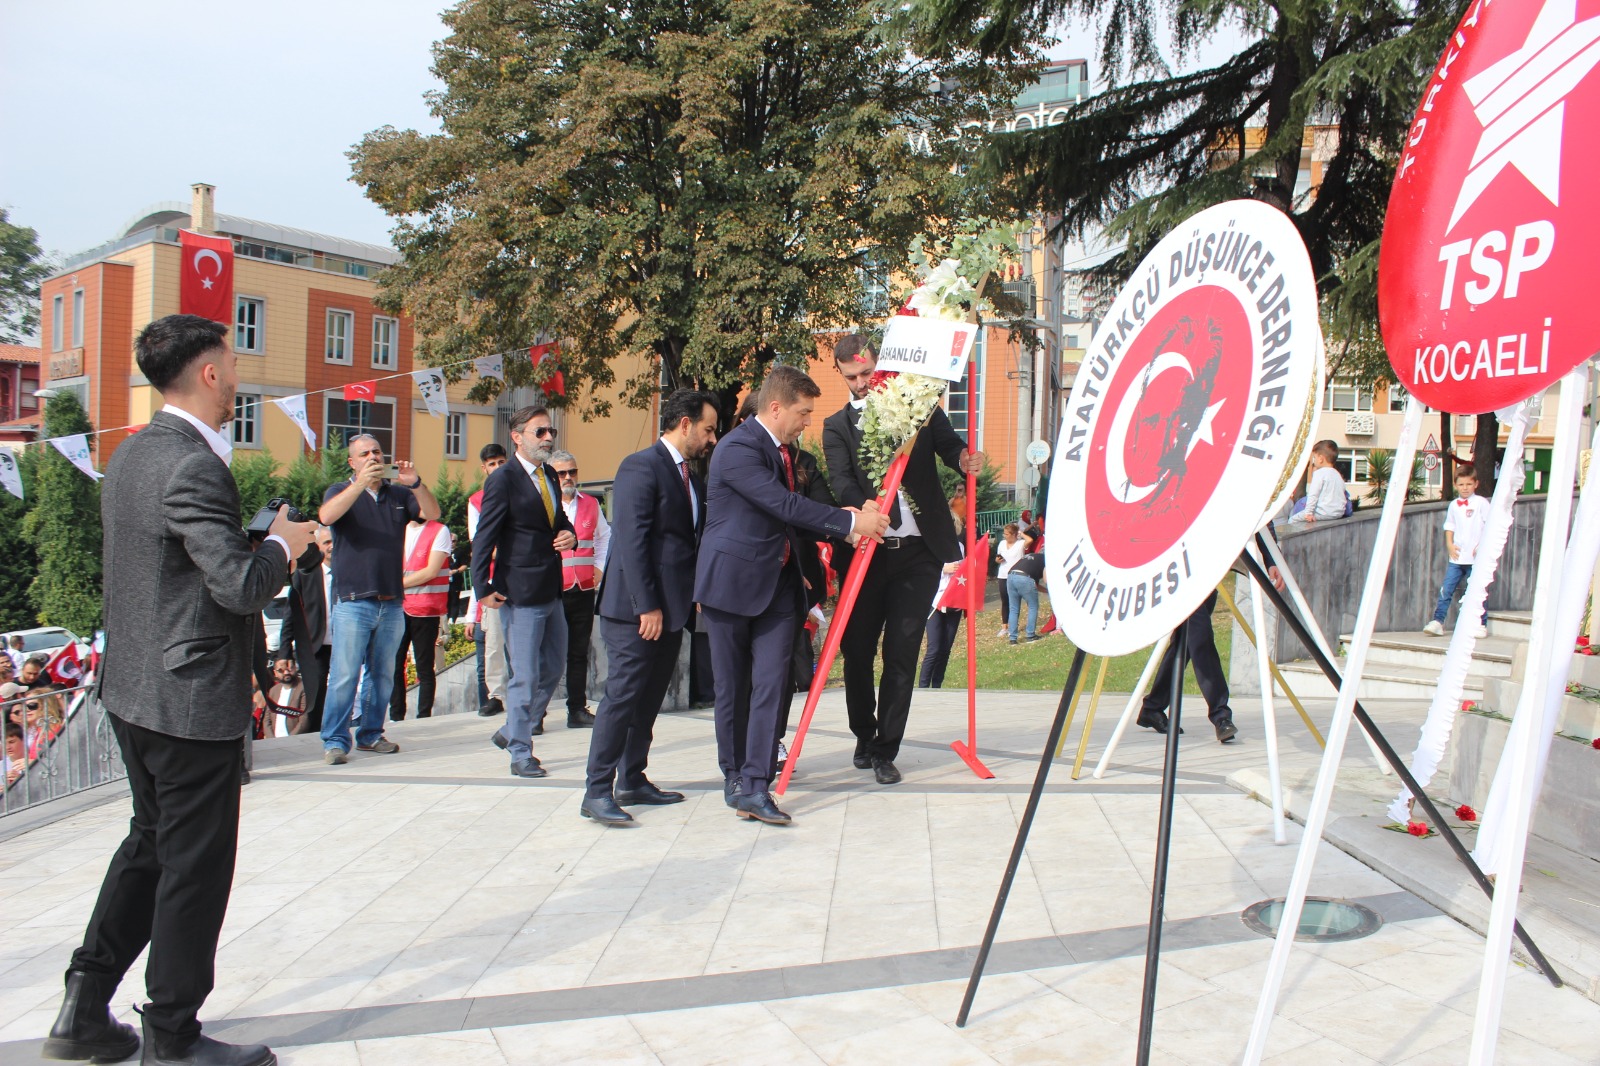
[493,1016,661,1065]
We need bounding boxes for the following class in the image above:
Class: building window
[72,289,85,348]
[1323,377,1372,412]
[51,295,63,352]
[235,297,264,353]
[232,393,261,448]
[858,249,890,318]
[325,309,354,364]
[324,396,395,455]
[371,316,397,369]
[1336,448,1370,483]
[944,329,985,446]
[1389,382,1408,412]
[444,412,465,459]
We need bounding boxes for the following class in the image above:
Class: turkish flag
[343,381,377,403]
[933,551,985,612]
[179,230,233,325]
[532,343,565,396]
[44,642,83,687]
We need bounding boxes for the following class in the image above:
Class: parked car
[5,626,91,662]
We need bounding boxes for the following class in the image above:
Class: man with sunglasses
[550,450,607,729]
[474,405,577,777]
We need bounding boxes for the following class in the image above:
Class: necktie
[534,467,556,525]
[678,460,693,509]
[779,443,796,566]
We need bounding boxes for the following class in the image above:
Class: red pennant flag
[343,381,377,403]
[44,641,84,687]
[532,343,566,397]
[933,551,985,612]
[178,230,234,325]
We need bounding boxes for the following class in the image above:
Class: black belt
[882,535,920,550]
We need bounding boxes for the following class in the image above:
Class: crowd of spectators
[1,646,81,788]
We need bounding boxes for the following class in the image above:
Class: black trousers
[840,537,942,761]
[1140,590,1231,723]
[290,645,330,735]
[584,619,683,798]
[562,585,597,716]
[71,715,242,1044]
[390,614,441,720]
[705,569,800,793]
[995,577,1010,626]
[919,609,963,688]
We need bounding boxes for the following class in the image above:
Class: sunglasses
[554,469,579,479]
[531,427,557,440]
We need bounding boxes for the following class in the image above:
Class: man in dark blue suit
[695,366,891,824]
[580,389,721,825]
[471,404,576,779]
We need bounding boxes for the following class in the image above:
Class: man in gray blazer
[43,315,315,1066]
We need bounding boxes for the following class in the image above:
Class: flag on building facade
[178,230,234,325]
[49,434,102,481]
[272,395,317,450]
[532,343,565,397]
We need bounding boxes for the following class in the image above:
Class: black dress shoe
[735,790,792,825]
[530,721,545,736]
[477,697,505,717]
[579,795,635,826]
[491,729,509,750]
[140,1020,274,1066]
[1136,710,1183,735]
[723,779,742,808]
[615,782,685,805]
[567,709,596,728]
[852,750,873,770]
[41,970,140,1062]
[1214,717,1239,743]
[872,758,902,785]
[510,758,547,778]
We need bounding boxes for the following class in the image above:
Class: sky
[0,1,1251,263]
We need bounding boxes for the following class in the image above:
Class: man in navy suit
[695,366,891,824]
[471,404,576,779]
[580,389,721,825]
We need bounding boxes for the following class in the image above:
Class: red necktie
[678,460,693,508]
[779,444,795,566]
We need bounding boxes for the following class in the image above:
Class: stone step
[1336,631,1517,679]
[1277,656,1488,702]
[1487,610,1533,642]
[1481,676,1600,742]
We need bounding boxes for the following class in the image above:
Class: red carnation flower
[1406,821,1429,837]
[866,370,900,392]
[1455,805,1477,822]
[1460,700,1477,713]
[1577,635,1590,647]
[1592,737,1600,751]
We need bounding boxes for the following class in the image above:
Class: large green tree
[910,0,1466,384]
[0,446,39,630]
[0,208,51,344]
[25,394,103,635]
[351,0,1030,416]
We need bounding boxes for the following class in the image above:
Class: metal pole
[1137,624,1187,1064]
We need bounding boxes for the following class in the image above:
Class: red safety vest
[561,493,600,591]
[403,520,450,617]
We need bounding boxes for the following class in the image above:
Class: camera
[247,497,309,540]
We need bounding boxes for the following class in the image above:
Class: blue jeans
[499,600,567,762]
[1007,572,1039,641]
[322,598,406,752]
[1432,562,1486,625]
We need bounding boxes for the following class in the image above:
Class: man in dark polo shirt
[318,433,440,763]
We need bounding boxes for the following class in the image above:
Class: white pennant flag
[0,444,22,500]
[272,394,317,451]
[473,354,504,382]
[414,368,449,418]
[50,434,102,481]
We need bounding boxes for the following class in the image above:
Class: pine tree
[0,447,39,630]
[25,393,103,636]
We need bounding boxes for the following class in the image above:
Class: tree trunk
[1474,412,1500,496]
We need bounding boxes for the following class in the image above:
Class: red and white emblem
[1380,0,1600,413]
[1047,201,1319,656]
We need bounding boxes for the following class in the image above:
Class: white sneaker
[1473,625,1489,638]
[1423,620,1445,636]
[996,628,1008,639]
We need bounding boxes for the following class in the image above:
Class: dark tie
[779,444,795,566]
[678,460,693,510]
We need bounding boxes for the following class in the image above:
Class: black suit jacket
[471,457,576,607]
[822,403,967,563]
[596,441,705,632]
[276,558,330,709]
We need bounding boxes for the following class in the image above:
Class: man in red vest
[551,449,607,729]
[466,443,509,716]
[391,517,454,721]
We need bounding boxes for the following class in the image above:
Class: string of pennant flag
[0,343,564,501]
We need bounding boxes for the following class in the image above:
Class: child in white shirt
[1423,469,1491,636]
[1291,440,1348,523]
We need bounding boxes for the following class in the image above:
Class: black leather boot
[140,1018,275,1066]
[41,970,140,1062]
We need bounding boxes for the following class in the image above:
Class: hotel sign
[49,349,83,380]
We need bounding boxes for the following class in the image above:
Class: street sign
[1025,439,1051,466]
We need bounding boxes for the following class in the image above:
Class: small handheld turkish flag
[44,642,83,687]
[343,381,377,403]
[932,552,985,612]
[178,230,233,325]
[532,343,566,397]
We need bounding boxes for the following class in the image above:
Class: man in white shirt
[551,449,608,728]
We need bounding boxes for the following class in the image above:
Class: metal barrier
[2,682,125,817]
[973,507,1024,536]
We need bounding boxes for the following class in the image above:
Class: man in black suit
[822,336,982,784]
[695,366,890,824]
[579,389,720,825]
[44,315,315,1066]
[472,404,577,779]
[274,525,334,735]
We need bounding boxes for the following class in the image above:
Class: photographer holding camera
[43,314,315,1066]
[316,433,440,764]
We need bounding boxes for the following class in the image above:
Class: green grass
[823,588,1232,694]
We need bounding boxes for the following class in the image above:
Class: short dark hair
[5,723,22,741]
[135,314,229,391]
[755,365,821,410]
[1454,468,1478,481]
[735,393,758,424]
[508,404,549,434]
[833,335,875,364]
[1312,439,1339,463]
[479,443,507,462]
[660,389,718,433]
[24,654,46,666]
